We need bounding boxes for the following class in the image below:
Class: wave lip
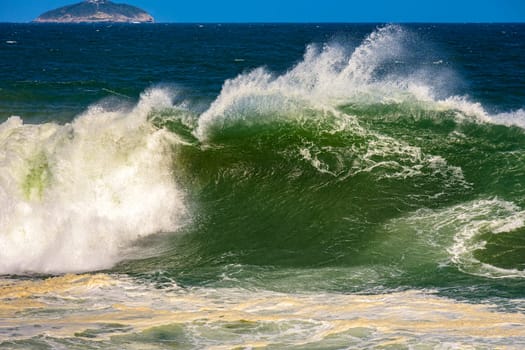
[193,25,409,140]
[447,199,525,279]
[194,23,523,147]
[0,89,187,274]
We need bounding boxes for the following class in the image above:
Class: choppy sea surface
[1,23,525,349]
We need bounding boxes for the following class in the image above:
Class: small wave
[380,198,525,279]
[394,199,525,279]
[447,199,525,279]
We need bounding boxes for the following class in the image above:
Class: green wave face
[116,26,525,294]
[124,95,525,295]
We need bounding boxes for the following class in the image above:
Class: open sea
[1,23,525,349]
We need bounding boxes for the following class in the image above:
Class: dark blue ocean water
[2,24,524,121]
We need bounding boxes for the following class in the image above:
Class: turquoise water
[1,23,525,348]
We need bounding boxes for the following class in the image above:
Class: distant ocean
[1,23,525,349]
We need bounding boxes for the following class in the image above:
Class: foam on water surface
[1,274,524,349]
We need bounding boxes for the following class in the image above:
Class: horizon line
[2,21,525,24]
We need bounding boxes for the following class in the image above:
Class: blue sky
[0,0,524,23]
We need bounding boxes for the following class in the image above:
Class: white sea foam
[0,88,187,274]
[194,24,522,143]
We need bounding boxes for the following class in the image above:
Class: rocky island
[33,0,154,23]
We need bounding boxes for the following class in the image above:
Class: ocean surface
[1,23,525,349]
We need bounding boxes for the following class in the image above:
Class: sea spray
[194,24,501,144]
[0,89,187,274]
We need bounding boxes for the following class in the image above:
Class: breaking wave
[0,89,187,274]
[1,25,524,281]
